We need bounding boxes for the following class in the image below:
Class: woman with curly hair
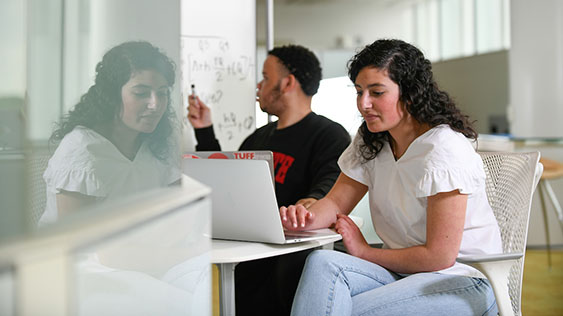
[281,39,501,315]
[39,41,180,225]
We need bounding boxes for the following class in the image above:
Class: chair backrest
[26,147,52,226]
[478,151,542,315]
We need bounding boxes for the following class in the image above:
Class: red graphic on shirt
[273,152,295,184]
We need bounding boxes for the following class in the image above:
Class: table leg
[217,262,237,316]
[542,179,563,229]
[538,182,552,268]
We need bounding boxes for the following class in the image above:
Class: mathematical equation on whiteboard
[181,37,255,88]
[181,36,255,142]
[190,44,253,82]
[217,111,255,140]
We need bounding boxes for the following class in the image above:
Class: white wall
[509,0,563,138]
[509,0,563,247]
[432,50,509,134]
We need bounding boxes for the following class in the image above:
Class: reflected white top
[339,124,502,278]
[39,126,180,225]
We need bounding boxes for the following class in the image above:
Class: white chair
[26,147,52,225]
[457,151,543,316]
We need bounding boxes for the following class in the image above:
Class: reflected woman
[39,41,180,225]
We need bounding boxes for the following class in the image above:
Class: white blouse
[39,126,180,225]
[338,124,502,278]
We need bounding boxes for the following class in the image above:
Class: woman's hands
[279,173,369,241]
[279,204,315,231]
[335,214,369,258]
[280,204,370,260]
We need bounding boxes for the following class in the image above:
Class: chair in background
[26,147,52,226]
[457,151,542,316]
[537,157,563,268]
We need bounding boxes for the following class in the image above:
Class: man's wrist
[194,125,215,140]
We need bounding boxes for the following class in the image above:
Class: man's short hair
[268,45,322,96]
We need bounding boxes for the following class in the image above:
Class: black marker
[191,84,197,105]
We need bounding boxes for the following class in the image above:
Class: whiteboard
[181,0,256,150]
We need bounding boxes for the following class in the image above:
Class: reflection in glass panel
[27,0,64,142]
[70,192,211,315]
[37,42,182,227]
[0,267,15,316]
[24,0,183,230]
[22,0,65,237]
[1,0,27,240]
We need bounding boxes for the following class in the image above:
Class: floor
[521,249,563,315]
[212,265,220,316]
[212,249,563,316]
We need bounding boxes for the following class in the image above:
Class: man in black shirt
[187,45,351,315]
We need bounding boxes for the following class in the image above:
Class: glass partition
[0,267,15,315]
[69,189,211,315]
[0,0,27,240]
[2,1,196,313]
[21,0,183,234]
[0,185,211,315]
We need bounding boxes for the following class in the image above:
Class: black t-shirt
[194,112,351,207]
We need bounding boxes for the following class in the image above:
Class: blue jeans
[291,250,498,316]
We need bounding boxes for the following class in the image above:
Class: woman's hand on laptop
[280,205,315,231]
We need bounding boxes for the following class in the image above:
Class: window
[413,0,510,61]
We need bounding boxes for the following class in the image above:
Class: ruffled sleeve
[42,127,113,198]
[415,167,485,197]
[43,164,108,197]
[410,125,487,198]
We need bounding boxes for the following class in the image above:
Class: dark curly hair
[268,45,322,96]
[348,39,477,161]
[50,41,177,160]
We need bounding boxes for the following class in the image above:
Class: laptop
[182,158,341,244]
[183,151,275,181]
